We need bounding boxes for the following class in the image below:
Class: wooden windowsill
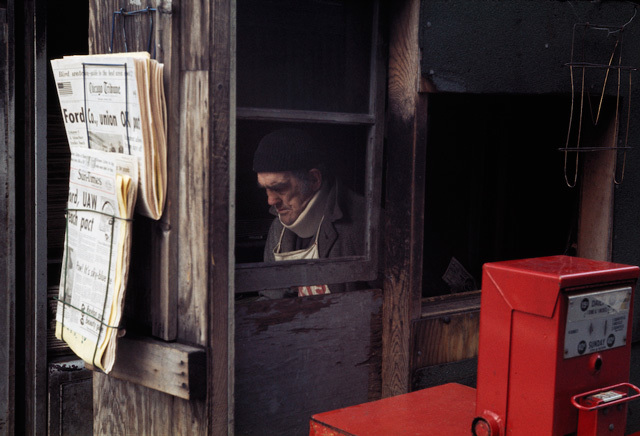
[420,290,481,319]
[236,107,376,125]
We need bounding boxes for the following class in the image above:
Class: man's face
[257,171,318,225]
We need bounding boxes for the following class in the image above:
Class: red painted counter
[309,383,476,436]
[310,382,640,436]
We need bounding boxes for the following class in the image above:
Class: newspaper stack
[51,52,167,220]
[55,148,138,373]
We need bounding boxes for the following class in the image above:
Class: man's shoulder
[263,217,282,262]
[266,215,283,236]
[328,182,364,220]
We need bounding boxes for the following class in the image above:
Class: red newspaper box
[475,256,639,436]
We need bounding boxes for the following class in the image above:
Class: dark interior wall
[612,85,640,268]
[419,0,640,290]
[46,0,88,287]
[420,0,640,95]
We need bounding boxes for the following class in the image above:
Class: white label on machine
[590,391,624,403]
[564,286,632,359]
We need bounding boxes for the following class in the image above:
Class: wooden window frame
[234,1,386,293]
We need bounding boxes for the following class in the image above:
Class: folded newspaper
[56,148,138,373]
[51,52,166,220]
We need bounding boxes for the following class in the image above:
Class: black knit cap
[253,128,324,173]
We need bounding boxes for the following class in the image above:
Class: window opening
[422,94,581,298]
[234,0,383,294]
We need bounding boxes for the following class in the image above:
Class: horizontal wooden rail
[87,335,206,400]
[237,106,376,125]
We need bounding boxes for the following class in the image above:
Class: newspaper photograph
[51,52,166,220]
[56,148,138,373]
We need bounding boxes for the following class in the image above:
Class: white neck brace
[281,184,329,238]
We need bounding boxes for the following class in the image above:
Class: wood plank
[410,311,479,371]
[87,0,106,54]
[88,335,206,400]
[93,362,207,435]
[382,0,426,397]
[180,0,209,70]
[208,0,234,434]
[0,6,14,434]
[178,71,209,344]
[93,371,173,435]
[235,289,383,436]
[152,0,180,341]
[412,296,481,392]
[90,0,160,55]
[577,112,617,261]
[170,393,207,436]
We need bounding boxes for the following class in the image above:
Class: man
[253,128,368,297]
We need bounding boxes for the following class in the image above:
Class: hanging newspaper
[51,52,166,220]
[56,148,138,373]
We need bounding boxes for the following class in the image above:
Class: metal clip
[110,7,158,58]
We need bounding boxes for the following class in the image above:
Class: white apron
[273,217,331,297]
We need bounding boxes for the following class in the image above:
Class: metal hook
[563,64,585,188]
[562,21,637,187]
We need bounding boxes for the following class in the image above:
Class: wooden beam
[382,0,427,397]
[88,336,206,401]
[178,71,209,343]
[151,0,180,341]
[208,0,235,434]
[21,0,49,434]
[577,112,617,261]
